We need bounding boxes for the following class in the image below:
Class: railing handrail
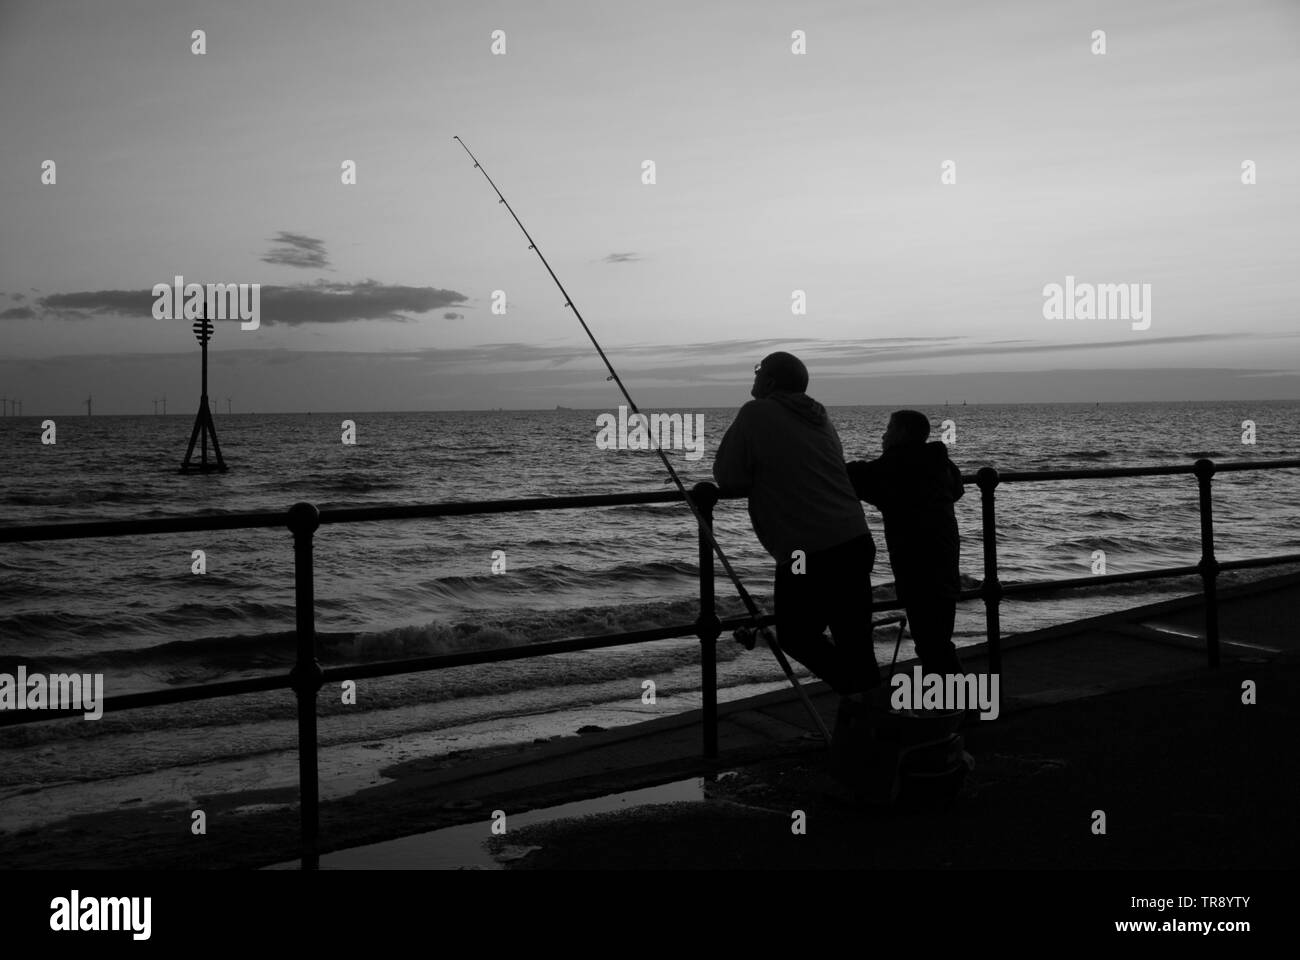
[4,457,1300,543]
[988,457,1300,483]
[0,489,685,543]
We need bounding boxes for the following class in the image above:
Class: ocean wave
[0,629,301,677]
[332,594,741,663]
[0,596,747,689]
[1000,573,1202,600]
[599,502,688,517]
[1080,510,1141,521]
[2,487,160,508]
[0,580,925,690]
[411,558,706,603]
[1051,535,1199,553]
[0,599,297,645]
[1060,450,1112,461]
[270,473,409,495]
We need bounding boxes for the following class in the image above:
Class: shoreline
[0,669,795,838]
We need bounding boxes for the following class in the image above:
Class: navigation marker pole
[454,136,831,744]
[180,313,227,473]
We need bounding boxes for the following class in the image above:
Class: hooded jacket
[846,441,964,601]
[713,392,871,564]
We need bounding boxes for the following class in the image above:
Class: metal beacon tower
[179,313,227,473]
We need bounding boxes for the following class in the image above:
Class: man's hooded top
[713,392,871,564]
[846,441,964,600]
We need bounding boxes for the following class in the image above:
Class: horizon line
[8,396,1299,416]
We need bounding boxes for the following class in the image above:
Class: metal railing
[2,456,1299,868]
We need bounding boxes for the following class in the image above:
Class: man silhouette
[712,352,881,696]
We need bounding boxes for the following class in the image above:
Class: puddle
[230,803,295,817]
[267,776,708,870]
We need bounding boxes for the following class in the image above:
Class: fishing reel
[733,624,776,651]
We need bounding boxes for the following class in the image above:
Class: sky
[1,0,1298,413]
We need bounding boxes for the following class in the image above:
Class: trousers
[773,534,881,695]
[902,595,963,677]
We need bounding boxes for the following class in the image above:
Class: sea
[1,400,1298,824]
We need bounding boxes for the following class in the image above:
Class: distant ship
[556,405,573,411]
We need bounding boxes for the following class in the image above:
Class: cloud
[257,280,467,326]
[443,311,464,320]
[392,332,1275,390]
[23,280,468,326]
[798,332,1247,367]
[11,293,26,302]
[602,252,641,263]
[630,333,1251,372]
[33,290,148,320]
[261,232,331,269]
[1,307,34,319]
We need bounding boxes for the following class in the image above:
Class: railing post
[1194,459,1221,669]
[692,482,721,760]
[287,501,324,869]
[976,468,1003,676]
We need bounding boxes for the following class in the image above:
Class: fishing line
[454,136,832,742]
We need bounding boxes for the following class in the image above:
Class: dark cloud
[23,280,468,326]
[602,252,640,263]
[1,307,34,319]
[11,293,26,302]
[35,289,149,319]
[257,280,466,325]
[808,332,1244,367]
[443,311,464,320]
[261,232,331,269]
[410,342,590,366]
[634,333,1247,371]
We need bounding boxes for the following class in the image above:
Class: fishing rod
[453,136,832,743]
